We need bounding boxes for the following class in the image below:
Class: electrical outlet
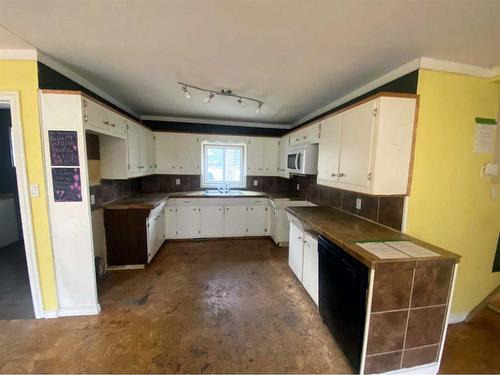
[90,194,96,205]
[253,179,258,186]
[30,184,39,197]
[296,184,300,191]
[356,198,362,210]
[175,178,181,185]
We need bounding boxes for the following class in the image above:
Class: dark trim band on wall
[290,69,419,131]
[143,120,288,137]
[37,62,142,123]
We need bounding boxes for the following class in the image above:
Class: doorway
[0,92,43,319]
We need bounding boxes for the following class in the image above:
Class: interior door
[247,138,264,175]
[317,114,342,183]
[126,121,141,176]
[288,222,304,282]
[177,206,201,238]
[200,206,224,237]
[338,101,375,187]
[224,205,247,236]
[246,206,268,235]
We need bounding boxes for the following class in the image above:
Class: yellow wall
[0,60,58,311]
[407,69,500,314]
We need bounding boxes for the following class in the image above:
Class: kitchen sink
[203,189,244,196]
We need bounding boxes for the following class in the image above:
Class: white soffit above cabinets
[0,0,499,127]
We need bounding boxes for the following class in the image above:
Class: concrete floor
[0,239,352,373]
[0,241,34,320]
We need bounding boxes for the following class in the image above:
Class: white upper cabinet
[108,110,127,138]
[148,132,156,173]
[277,135,289,177]
[83,97,109,133]
[155,133,200,175]
[247,138,264,175]
[139,126,150,173]
[263,138,279,175]
[126,121,141,176]
[317,114,342,184]
[317,95,417,195]
[289,122,320,148]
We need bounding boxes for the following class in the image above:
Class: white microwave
[287,144,319,175]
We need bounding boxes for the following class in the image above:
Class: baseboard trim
[448,312,469,324]
[43,310,59,319]
[58,304,101,317]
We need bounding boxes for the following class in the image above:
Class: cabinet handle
[331,173,337,177]
[298,236,302,240]
[193,208,197,211]
[338,173,345,177]
[110,123,116,128]
[104,121,109,125]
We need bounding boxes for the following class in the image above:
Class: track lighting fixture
[181,85,191,99]
[177,82,264,113]
[204,92,215,104]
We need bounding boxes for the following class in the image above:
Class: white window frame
[201,141,247,188]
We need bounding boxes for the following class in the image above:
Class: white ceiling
[0,0,499,126]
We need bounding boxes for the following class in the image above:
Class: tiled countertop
[286,206,461,267]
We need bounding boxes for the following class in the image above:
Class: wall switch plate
[253,179,258,186]
[90,194,96,205]
[30,184,39,197]
[175,178,181,185]
[356,198,362,210]
[296,184,300,191]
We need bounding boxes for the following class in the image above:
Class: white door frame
[0,91,44,318]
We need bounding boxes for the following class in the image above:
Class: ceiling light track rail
[178,82,264,113]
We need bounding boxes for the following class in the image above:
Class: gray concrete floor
[0,241,34,320]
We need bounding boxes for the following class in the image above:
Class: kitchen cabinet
[155,132,200,174]
[277,135,289,178]
[302,231,319,306]
[224,205,247,236]
[139,125,151,174]
[108,110,127,138]
[165,206,177,239]
[317,114,342,184]
[83,97,109,133]
[288,221,304,281]
[271,199,315,246]
[263,138,279,175]
[247,138,264,175]
[177,206,201,238]
[148,132,156,173]
[246,205,269,235]
[317,95,416,195]
[289,122,320,147]
[126,121,141,176]
[147,204,166,263]
[200,206,224,237]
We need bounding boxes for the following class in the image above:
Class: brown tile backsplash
[290,175,405,230]
[405,306,446,349]
[89,178,140,210]
[372,262,414,312]
[367,310,408,355]
[411,259,454,308]
[402,345,439,368]
[365,351,402,374]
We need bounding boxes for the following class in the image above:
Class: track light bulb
[181,86,191,99]
[237,98,246,107]
[256,102,263,113]
[204,92,215,104]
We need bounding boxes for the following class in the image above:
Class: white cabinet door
[177,206,201,238]
[288,222,304,282]
[155,207,166,251]
[155,133,178,173]
[263,138,278,175]
[278,136,288,176]
[148,132,156,172]
[147,216,156,263]
[289,130,302,148]
[139,126,150,174]
[224,205,247,236]
[83,98,108,132]
[108,111,126,138]
[270,207,277,243]
[178,134,200,174]
[302,232,319,306]
[338,101,375,187]
[304,122,320,144]
[126,121,141,176]
[246,205,269,235]
[247,138,264,175]
[200,206,224,237]
[317,114,342,183]
[165,207,177,239]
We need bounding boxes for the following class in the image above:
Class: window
[202,142,246,188]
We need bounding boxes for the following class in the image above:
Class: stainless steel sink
[203,190,244,196]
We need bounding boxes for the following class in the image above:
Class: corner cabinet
[317,95,417,195]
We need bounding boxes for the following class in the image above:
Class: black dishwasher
[318,236,369,372]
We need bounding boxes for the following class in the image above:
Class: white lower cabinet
[289,221,305,281]
[224,205,248,236]
[200,206,224,237]
[165,207,177,239]
[246,205,269,235]
[288,219,319,306]
[177,206,201,238]
[302,232,319,306]
[147,203,166,263]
